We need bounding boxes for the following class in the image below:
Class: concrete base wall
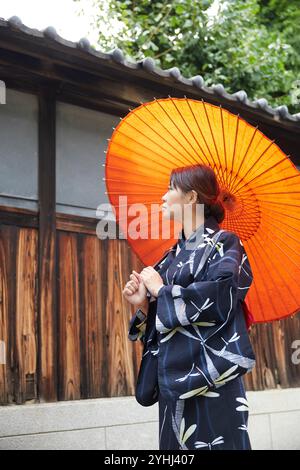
[0,388,299,450]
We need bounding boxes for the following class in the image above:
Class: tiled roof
[1,15,300,126]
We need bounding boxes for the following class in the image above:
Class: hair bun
[205,189,226,223]
[211,188,227,206]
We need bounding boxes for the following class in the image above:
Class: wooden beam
[0,48,158,108]
[38,86,57,402]
[0,206,38,228]
[56,212,102,235]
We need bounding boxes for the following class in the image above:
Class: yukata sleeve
[155,232,253,333]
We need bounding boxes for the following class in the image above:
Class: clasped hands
[122,266,164,307]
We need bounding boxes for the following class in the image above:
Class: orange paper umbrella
[105,97,300,323]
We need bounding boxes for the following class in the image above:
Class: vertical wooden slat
[127,242,145,380]
[268,320,288,387]
[261,323,277,389]
[15,228,38,404]
[0,226,10,404]
[79,234,107,398]
[38,87,57,402]
[252,322,278,390]
[106,239,136,397]
[100,238,110,395]
[0,225,16,404]
[57,232,81,400]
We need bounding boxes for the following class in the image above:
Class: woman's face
[161,181,189,221]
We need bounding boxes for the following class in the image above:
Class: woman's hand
[140,267,164,298]
[122,270,148,308]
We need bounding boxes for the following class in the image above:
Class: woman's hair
[169,164,225,223]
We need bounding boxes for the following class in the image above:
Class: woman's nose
[162,192,167,202]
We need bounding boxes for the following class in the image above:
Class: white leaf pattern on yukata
[171,400,188,450]
[179,385,210,399]
[179,418,197,446]
[206,344,256,369]
[202,390,220,397]
[213,365,240,386]
[236,397,249,411]
[180,364,241,399]
[238,424,248,431]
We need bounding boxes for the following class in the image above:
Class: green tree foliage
[75,0,300,113]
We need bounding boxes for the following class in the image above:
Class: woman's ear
[187,189,198,205]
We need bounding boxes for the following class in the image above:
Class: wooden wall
[0,208,300,405]
[0,209,144,404]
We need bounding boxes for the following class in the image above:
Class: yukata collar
[156,215,221,286]
[177,215,220,251]
[148,216,221,299]
[152,215,220,271]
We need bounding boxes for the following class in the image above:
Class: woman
[123,164,256,450]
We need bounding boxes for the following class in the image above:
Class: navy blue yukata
[128,215,256,450]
